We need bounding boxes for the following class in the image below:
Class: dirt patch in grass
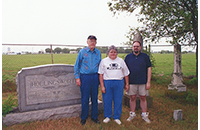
[2,80,17,93]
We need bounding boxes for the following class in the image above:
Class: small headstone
[173,109,183,121]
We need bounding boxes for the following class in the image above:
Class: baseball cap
[87,35,97,40]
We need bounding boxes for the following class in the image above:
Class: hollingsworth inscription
[16,64,81,112]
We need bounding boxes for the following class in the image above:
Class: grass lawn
[2,53,197,129]
[2,53,196,83]
[2,82,198,130]
[152,53,196,77]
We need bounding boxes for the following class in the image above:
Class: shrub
[2,94,17,117]
[185,77,198,85]
[186,91,197,104]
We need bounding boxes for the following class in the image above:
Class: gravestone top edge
[19,64,73,70]
[17,64,74,75]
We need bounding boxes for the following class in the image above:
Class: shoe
[91,118,100,124]
[114,119,121,125]
[103,117,111,123]
[141,112,151,123]
[127,112,136,121]
[80,119,86,125]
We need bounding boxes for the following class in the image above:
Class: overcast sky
[2,0,195,53]
[3,0,139,45]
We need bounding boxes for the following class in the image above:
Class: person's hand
[125,84,129,92]
[76,78,81,87]
[101,86,106,94]
[146,82,151,90]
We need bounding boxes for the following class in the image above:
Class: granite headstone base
[168,84,187,92]
[3,100,103,126]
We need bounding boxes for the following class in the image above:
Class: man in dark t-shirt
[125,37,152,123]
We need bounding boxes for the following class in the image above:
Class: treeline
[45,47,132,54]
[45,47,194,54]
[158,50,194,54]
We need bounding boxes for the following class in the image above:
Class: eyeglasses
[88,40,96,43]
[133,46,140,48]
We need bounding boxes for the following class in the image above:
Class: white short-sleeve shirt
[98,57,130,80]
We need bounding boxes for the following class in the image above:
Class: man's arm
[74,51,82,86]
[146,67,151,90]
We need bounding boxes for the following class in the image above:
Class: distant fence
[4,43,192,65]
[2,43,194,60]
[2,43,86,64]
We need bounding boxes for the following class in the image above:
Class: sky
[2,0,195,53]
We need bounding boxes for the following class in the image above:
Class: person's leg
[102,80,113,119]
[138,84,147,112]
[130,95,137,112]
[127,84,137,121]
[139,96,147,112]
[138,84,150,123]
[113,79,124,120]
[90,73,99,120]
[129,84,138,112]
[80,74,91,120]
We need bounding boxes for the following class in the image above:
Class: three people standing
[74,34,151,125]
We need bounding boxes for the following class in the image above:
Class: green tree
[96,47,108,53]
[118,47,125,53]
[108,0,198,77]
[62,48,70,53]
[76,48,82,52]
[124,48,132,53]
[45,48,51,53]
[54,47,62,54]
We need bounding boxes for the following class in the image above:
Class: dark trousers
[80,73,99,120]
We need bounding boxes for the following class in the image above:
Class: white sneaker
[114,119,121,125]
[103,117,110,123]
[141,112,151,123]
[127,112,136,121]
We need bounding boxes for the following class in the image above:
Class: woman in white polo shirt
[98,45,130,125]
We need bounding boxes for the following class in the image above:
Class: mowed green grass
[2,53,198,130]
[2,53,196,83]
[2,54,78,82]
[152,53,196,76]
